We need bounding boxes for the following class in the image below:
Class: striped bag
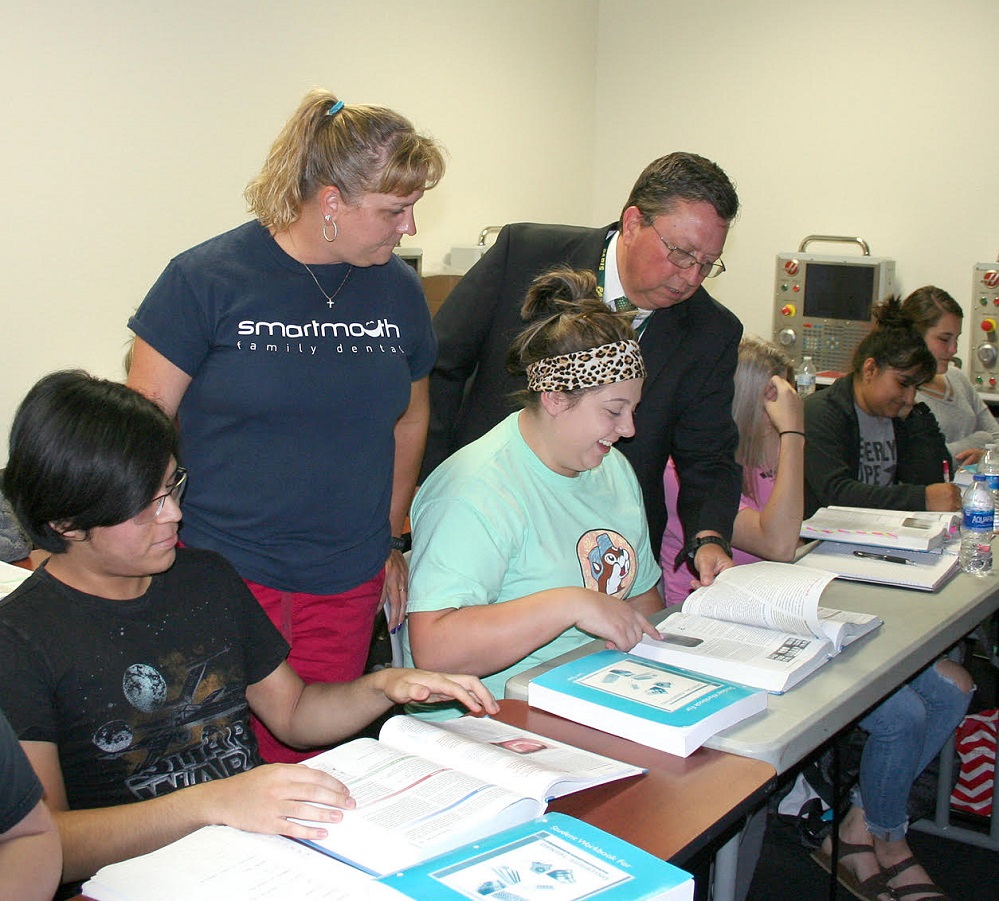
[950,709,997,817]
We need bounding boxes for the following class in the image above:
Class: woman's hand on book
[575,594,662,652]
[374,668,500,715]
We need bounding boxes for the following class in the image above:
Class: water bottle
[796,356,816,397]
[959,474,994,575]
[978,443,999,531]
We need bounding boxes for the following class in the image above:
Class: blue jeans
[851,662,972,841]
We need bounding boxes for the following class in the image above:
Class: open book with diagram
[291,714,644,875]
[632,562,882,693]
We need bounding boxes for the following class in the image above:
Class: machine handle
[477,226,504,246]
[798,234,871,255]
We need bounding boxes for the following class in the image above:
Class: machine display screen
[802,263,875,320]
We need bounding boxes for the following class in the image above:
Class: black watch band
[686,534,732,562]
[390,535,409,552]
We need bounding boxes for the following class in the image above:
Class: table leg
[712,831,740,901]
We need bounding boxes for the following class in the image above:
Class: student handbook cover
[374,812,694,900]
[528,649,767,757]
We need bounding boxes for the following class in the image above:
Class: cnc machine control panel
[969,263,999,394]
[772,253,894,374]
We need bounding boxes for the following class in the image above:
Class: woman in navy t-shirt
[127,89,444,763]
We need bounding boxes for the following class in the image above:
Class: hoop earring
[322,220,338,243]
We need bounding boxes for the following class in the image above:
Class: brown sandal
[882,856,950,901]
[811,840,897,901]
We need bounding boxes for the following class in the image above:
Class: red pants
[246,570,385,763]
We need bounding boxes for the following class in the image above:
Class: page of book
[83,825,373,901]
[0,559,31,600]
[378,715,643,800]
[814,606,882,650]
[679,562,835,639]
[295,737,543,874]
[633,613,830,693]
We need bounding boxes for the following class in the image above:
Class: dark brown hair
[850,296,936,382]
[507,268,639,408]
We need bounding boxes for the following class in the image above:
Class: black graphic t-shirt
[0,707,41,832]
[0,548,288,810]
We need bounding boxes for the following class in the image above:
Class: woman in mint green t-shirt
[405,268,663,712]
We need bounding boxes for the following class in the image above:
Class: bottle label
[963,509,993,530]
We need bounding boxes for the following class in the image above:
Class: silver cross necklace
[302,263,352,308]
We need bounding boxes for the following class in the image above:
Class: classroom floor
[747,812,994,900]
[747,642,997,901]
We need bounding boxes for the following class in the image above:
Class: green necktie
[612,296,636,312]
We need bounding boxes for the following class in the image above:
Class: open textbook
[632,562,882,693]
[291,714,644,875]
[800,506,959,551]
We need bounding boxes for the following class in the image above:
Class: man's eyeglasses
[134,468,187,524]
[648,221,725,279]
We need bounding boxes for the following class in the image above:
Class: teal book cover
[528,649,766,757]
[375,812,693,900]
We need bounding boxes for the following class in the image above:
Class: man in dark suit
[423,153,743,587]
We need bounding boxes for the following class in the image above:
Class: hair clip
[326,100,345,116]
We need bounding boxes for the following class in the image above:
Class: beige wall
[0,0,599,447]
[2,0,997,456]
[593,0,999,344]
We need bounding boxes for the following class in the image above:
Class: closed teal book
[375,812,693,900]
[528,649,767,757]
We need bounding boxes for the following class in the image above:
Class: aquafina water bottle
[959,474,994,575]
[978,443,999,531]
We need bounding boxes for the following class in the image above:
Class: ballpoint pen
[942,460,951,483]
[853,550,917,566]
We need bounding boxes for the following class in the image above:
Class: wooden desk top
[494,699,776,865]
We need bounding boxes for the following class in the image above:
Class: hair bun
[871,295,909,329]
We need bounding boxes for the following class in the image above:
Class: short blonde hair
[245,89,446,229]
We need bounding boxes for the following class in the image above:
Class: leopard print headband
[526,339,646,392]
